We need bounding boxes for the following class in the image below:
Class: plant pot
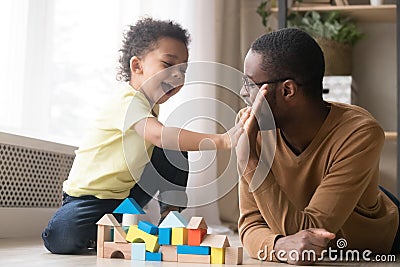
[315,38,353,76]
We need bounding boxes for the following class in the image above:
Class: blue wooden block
[113,198,145,214]
[145,251,162,261]
[131,243,146,260]
[138,220,158,235]
[177,245,210,255]
[158,227,171,245]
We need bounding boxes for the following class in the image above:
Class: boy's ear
[130,56,143,74]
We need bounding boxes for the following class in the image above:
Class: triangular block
[200,234,230,248]
[96,214,120,226]
[113,198,145,214]
[114,226,128,243]
[159,211,188,228]
[187,217,208,229]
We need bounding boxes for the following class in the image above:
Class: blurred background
[0,0,397,234]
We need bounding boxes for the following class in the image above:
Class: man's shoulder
[327,102,384,147]
[330,102,382,131]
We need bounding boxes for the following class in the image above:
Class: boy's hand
[222,109,251,149]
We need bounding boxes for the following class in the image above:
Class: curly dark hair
[251,28,325,98]
[117,17,191,82]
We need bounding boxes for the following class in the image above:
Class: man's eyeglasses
[242,76,301,94]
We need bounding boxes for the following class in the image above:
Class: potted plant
[287,11,364,75]
[256,1,364,75]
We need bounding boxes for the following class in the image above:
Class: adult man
[236,28,399,265]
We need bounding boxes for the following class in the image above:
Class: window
[0,0,142,146]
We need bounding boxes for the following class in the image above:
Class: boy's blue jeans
[42,147,188,254]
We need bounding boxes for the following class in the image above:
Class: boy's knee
[42,218,93,254]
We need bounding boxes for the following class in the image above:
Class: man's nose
[240,85,249,97]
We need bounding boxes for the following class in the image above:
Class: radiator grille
[0,143,74,208]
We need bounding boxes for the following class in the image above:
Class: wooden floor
[0,236,399,267]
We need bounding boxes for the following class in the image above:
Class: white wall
[353,22,397,195]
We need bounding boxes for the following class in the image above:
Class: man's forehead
[244,51,265,78]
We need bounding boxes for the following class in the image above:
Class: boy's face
[137,37,189,104]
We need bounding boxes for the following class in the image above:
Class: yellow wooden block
[211,247,225,264]
[171,227,187,245]
[126,225,160,252]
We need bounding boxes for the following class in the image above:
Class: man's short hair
[251,28,325,98]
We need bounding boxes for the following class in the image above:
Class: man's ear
[130,56,142,74]
[282,80,296,99]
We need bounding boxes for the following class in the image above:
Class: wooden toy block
[113,198,145,214]
[113,226,127,243]
[145,251,162,261]
[131,243,146,261]
[177,245,210,255]
[126,225,160,252]
[96,213,120,226]
[122,213,138,226]
[138,220,158,235]
[225,247,243,265]
[158,227,172,245]
[103,242,132,259]
[177,254,210,264]
[188,229,207,246]
[97,225,106,257]
[171,227,187,245]
[200,234,230,248]
[159,211,188,228]
[211,247,225,264]
[161,245,177,262]
[186,216,208,229]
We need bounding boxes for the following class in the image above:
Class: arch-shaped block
[103,242,132,259]
[126,225,160,252]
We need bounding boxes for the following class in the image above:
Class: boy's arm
[133,116,245,151]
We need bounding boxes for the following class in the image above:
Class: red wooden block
[188,229,207,246]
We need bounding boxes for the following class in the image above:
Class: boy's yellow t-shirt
[63,84,156,199]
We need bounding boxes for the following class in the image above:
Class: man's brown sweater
[238,102,398,260]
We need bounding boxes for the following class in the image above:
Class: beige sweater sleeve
[238,172,281,261]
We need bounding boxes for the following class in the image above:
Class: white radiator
[0,132,76,238]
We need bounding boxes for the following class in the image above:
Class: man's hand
[221,110,249,149]
[244,88,267,140]
[274,228,335,265]
[236,89,268,173]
